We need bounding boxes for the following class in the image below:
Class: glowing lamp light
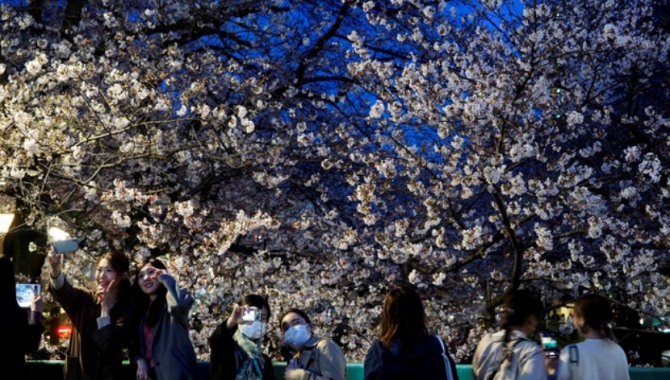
[0,195,16,234]
[0,213,14,234]
[48,226,71,242]
[57,325,72,339]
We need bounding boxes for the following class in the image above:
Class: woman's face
[95,258,119,294]
[137,264,162,295]
[281,312,310,334]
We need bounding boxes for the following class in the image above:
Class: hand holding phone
[52,236,86,254]
[16,283,41,308]
[240,307,261,324]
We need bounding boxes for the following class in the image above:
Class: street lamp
[0,194,16,234]
[0,195,15,257]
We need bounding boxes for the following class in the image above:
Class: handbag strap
[485,337,526,380]
[434,335,455,380]
[569,345,579,380]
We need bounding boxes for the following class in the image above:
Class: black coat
[208,323,276,380]
[0,304,45,377]
[364,335,459,380]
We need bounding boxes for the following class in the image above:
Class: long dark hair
[378,286,428,353]
[573,293,616,341]
[132,258,168,328]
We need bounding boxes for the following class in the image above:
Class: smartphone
[16,283,40,308]
[53,237,86,253]
[541,331,559,358]
[241,308,261,323]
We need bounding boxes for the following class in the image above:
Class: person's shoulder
[317,337,340,348]
[316,337,345,354]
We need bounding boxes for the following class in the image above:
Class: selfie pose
[47,247,135,380]
[0,255,44,376]
[131,258,200,380]
[209,294,276,380]
[280,308,346,380]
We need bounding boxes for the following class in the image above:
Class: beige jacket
[286,336,347,380]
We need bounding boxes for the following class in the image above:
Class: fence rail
[25,360,670,380]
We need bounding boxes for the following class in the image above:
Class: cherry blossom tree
[1,0,669,362]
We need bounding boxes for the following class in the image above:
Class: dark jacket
[208,323,276,380]
[0,304,45,378]
[364,335,459,380]
[132,274,200,380]
[50,277,135,380]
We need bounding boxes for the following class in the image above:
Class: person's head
[572,293,616,340]
[95,251,130,295]
[238,294,271,341]
[135,258,168,298]
[0,255,18,305]
[242,294,271,322]
[379,286,428,351]
[280,308,313,349]
[502,288,544,336]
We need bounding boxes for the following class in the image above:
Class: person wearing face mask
[209,294,276,380]
[280,308,346,380]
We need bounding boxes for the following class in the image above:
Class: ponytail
[573,293,617,342]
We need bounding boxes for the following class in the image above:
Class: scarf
[233,328,265,380]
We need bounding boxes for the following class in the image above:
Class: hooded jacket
[363,335,459,380]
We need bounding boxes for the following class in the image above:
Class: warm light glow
[0,213,14,233]
[48,226,71,241]
[56,325,72,339]
[0,195,15,234]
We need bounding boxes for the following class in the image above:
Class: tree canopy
[1,0,669,362]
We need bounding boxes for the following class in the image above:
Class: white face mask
[283,324,311,348]
[240,321,265,340]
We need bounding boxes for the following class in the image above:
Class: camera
[16,283,40,308]
[53,237,87,254]
[241,308,261,323]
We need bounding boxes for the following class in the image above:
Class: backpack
[486,338,527,380]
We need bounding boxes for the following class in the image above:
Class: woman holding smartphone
[209,294,276,380]
[47,246,135,380]
[0,255,44,375]
[131,257,200,380]
[556,293,629,380]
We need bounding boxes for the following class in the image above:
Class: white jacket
[473,329,548,380]
[556,338,629,380]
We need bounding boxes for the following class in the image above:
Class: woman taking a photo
[556,293,629,380]
[364,286,459,380]
[209,294,276,380]
[47,247,135,380]
[0,255,44,375]
[131,258,200,380]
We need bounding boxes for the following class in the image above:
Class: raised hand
[46,247,62,277]
[99,279,118,317]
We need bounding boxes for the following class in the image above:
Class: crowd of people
[0,243,630,380]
